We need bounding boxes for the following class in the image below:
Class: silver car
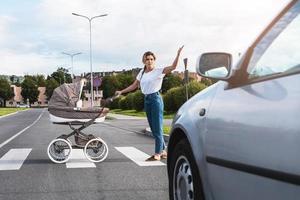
[167,1,300,200]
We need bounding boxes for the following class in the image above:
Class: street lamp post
[72,12,108,107]
[61,52,82,80]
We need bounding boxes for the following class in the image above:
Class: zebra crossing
[0,148,32,170]
[0,146,165,171]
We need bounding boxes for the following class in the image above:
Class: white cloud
[0,49,59,76]
[0,0,292,75]
[0,15,16,45]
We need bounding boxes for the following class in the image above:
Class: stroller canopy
[48,80,109,122]
[49,81,83,108]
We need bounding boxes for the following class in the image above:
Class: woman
[115,46,184,161]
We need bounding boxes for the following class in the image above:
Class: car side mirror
[196,52,232,80]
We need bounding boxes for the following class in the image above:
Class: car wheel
[169,139,204,200]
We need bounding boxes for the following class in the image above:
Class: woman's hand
[177,45,184,55]
[115,91,122,97]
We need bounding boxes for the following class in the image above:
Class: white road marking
[0,109,44,149]
[0,148,32,170]
[66,149,96,168]
[115,147,165,166]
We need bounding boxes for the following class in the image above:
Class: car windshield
[247,2,300,79]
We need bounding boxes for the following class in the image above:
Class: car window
[247,3,300,79]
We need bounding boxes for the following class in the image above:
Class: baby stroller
[47,79,114,164]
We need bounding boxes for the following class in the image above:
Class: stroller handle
[101,94,120,107]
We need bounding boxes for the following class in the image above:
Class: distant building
[6,85,23,107]
[81,88,103,107]
[6,85,48,107]
[31,87,48,107]
[83,67,141,79]
[172,71,202,82]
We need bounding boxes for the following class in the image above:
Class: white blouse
[136,68,165,95]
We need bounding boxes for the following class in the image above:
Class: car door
[204,2,300,200]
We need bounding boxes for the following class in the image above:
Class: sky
[0,0,290,76]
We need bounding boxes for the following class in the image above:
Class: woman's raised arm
[163,45,184,74]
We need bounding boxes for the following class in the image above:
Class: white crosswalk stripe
[66,149,96,168]
[0,148,32,171]
[0,147,165,170]
[115,147,166,166]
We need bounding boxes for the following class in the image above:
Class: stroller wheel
[47,138,72,164]
[84,138,108,163]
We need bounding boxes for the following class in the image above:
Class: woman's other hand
[163,45,185,74]
[177,45,184,55]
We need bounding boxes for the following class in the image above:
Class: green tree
[21,77,39,105]
[9,75,21,86]
[45,78,59,100]
[35,75,46,87]
[23,75,46,87]
[161,73,182,93]
[50,67,72,85]
[100,73,135,98]
[100,76,120,98]
[0,78,14,107]
[116,73,134,90]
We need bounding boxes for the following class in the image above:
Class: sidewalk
[107,113,146,120]
[107,113,172,141]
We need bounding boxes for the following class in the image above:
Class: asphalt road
[0,109,169,200]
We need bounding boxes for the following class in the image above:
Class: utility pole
[183,58,189,101]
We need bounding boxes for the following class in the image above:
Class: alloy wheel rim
[173,155,194,200]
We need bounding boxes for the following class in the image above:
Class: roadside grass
[110,109,175,119]
[163,125,171,135]
[0,108,28,116]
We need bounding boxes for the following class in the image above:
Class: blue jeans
[144,92,165,154]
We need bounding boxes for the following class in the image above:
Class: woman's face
[143,55,155,69]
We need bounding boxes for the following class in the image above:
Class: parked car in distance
[167,0,300,200]
[17,104,29,108]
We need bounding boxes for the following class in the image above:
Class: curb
[0,109,31,119]
[143,127,170,142]
[0,111,19,119]
[105,114,170,142]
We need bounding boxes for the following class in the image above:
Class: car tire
[169,139,204,200]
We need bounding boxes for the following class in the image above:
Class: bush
[132,90,144,111]
[126,93,135,109]
[188,81,206,97]
[109,96,122,109]
[118,97,128,110]
[163,87,178,112]
[163,81,206,112]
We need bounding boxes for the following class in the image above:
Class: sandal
[160,152,167,159]
[145,155,161,161]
